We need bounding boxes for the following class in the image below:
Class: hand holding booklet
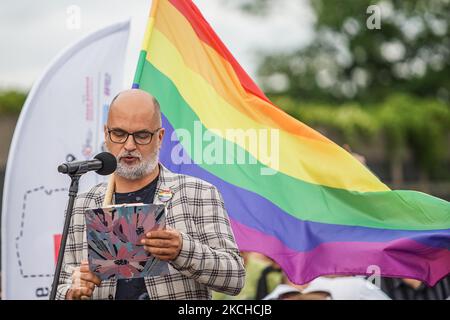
[85,203,169,280]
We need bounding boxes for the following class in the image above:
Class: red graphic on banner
[53,234,62,265]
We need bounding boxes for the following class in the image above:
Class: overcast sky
[0,0,315,91]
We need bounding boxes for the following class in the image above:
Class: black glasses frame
[107,127,161,145]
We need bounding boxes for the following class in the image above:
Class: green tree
[233,0,450,104]
[377,94,450,184]
[0,90,27,115]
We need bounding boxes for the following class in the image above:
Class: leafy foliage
[0,90,27,115]
[272,94,450,176]
[237,0,450,104]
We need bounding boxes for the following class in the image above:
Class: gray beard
[107,146,160,181]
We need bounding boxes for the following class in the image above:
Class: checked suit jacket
[56,164,245,300]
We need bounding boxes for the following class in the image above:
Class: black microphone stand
[49,173,81,300]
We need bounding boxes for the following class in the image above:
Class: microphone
[57,152,117,176]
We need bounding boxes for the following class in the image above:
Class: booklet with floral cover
[85,203,169,280]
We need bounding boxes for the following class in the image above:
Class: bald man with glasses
[56,89,245,300]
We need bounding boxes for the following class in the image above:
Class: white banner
[1,21,130,299]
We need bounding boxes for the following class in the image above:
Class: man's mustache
[118,152,142,160]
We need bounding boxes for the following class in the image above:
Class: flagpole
[132,0,160,89]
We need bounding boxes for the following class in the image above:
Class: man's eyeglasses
[107,127,161,145]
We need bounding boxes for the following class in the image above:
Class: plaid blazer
[56,164,245,300]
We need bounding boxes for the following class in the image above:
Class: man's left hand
[141,227,183,261]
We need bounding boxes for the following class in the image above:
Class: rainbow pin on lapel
[157,189,173,203]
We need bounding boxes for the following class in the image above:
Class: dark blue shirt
[114,176,158,300]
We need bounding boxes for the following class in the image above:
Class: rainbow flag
[133,0,450,286]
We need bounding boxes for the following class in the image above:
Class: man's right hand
[66,260,102,300]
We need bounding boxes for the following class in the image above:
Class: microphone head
[57,164,69,174]
[94,152,117,176]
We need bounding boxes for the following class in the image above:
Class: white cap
[302,276,391,300]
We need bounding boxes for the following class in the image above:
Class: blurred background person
[213,252,283,300]
[379,276,450,300]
